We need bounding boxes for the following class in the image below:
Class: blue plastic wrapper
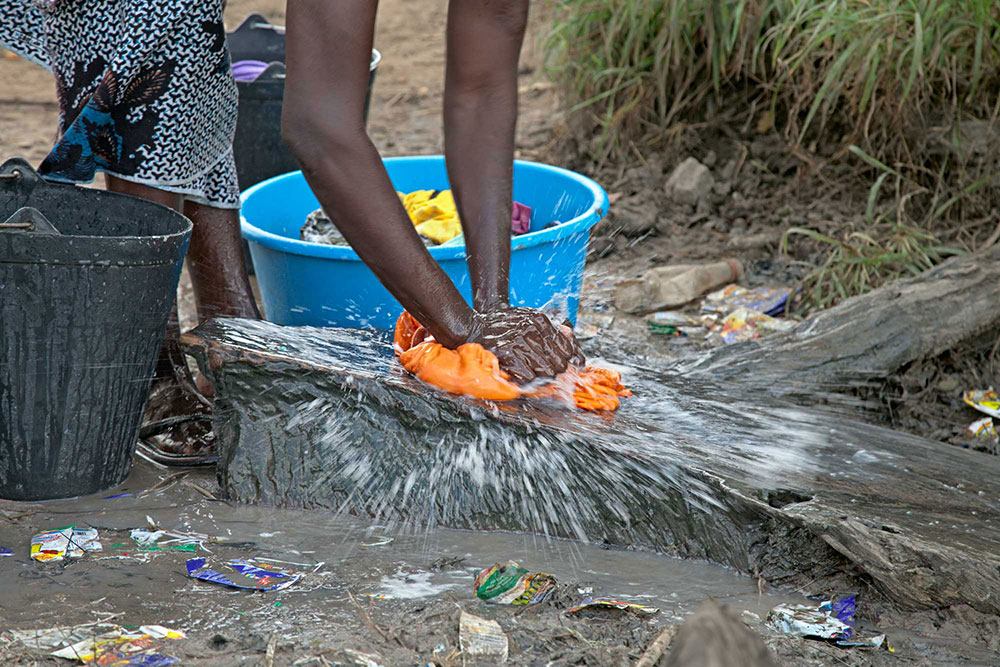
[0,546,12,557]
[186,557,301,591]
[830,595,856,629]
[108,654,179,666]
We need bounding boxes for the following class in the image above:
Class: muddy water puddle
[1,460,802,664]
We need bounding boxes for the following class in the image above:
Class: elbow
[281,106,367,172]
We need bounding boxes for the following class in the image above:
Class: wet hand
[470,307,585,385]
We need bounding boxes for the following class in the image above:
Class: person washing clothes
[281,0,583,385]
[0,0,580,463]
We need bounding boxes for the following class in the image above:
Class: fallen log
[182,311,1000,624]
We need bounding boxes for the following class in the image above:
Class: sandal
[137,414,218,466]
[139,336,217,467]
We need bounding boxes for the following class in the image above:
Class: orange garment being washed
[394,312,631,411]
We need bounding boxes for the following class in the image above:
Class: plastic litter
[186,557,302,591]
[710,307,797,344]
[0,546,12,556]
[49,625,184,664]
[646,311,709,337]
[5,623,120,650]
[473,561,556,605]
[701,284,795,317]
[766,596,889,650]
[647,311,702,327]
[108,655,178,666]
[566,597,660,616]
[963,388,1000,418]
[30,527,102,563]
[615,260,744,313]
[459,610,509,661]
[130,529,201,553]
[965,417,998,444]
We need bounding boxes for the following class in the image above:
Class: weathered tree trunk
[183,284,1000,626]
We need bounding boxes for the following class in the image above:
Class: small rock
[665,157,714,207]
[608,194,659,236]
[702,150,717,167]
[720,158,739,182]
[727,232,781,250]
[936,374,960,393]
[663,601,776,667]
[713,180,732,197]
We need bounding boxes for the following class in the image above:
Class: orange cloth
[394,312,631,411]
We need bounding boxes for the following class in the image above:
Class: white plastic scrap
[766,602,887,649]
[766,603,851,639]
[459,611,508,662]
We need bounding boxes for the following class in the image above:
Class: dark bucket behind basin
[228,13,380,191]
[0,158,192,500]
[227,14,379,275]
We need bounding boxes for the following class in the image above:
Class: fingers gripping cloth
[393,313,631,411]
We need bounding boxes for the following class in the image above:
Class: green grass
[545,0,1000,164]
[545,0,999,311]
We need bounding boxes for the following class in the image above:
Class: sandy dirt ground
[2,0,998,665]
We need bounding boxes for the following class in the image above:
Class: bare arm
[282,0,579,382]
[443,0,528,312]
[282,0,476,348]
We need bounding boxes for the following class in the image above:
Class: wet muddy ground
[2,458,986,667]
[0,460,792,666]
[3,459,997,665]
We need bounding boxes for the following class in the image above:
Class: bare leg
[104,175,189,384]
[105,174,213,459]
[183,201,261,321]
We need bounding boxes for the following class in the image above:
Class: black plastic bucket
[228,13,380,191]
[228,14,379,274]
[0,158,192,500]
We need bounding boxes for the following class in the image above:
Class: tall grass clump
[546,0,999,309]
[546,0,999,167]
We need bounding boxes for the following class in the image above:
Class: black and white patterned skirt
[0,0,240,208]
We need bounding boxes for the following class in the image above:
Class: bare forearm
[294,139,476,347]
[283,0,476,347]
[444,0,529,312]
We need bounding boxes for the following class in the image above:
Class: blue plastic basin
[240,156,609,329]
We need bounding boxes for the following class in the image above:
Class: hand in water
[471,307,585,384]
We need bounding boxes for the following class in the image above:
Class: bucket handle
[0,207,62,235]
[0,157,43,187]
